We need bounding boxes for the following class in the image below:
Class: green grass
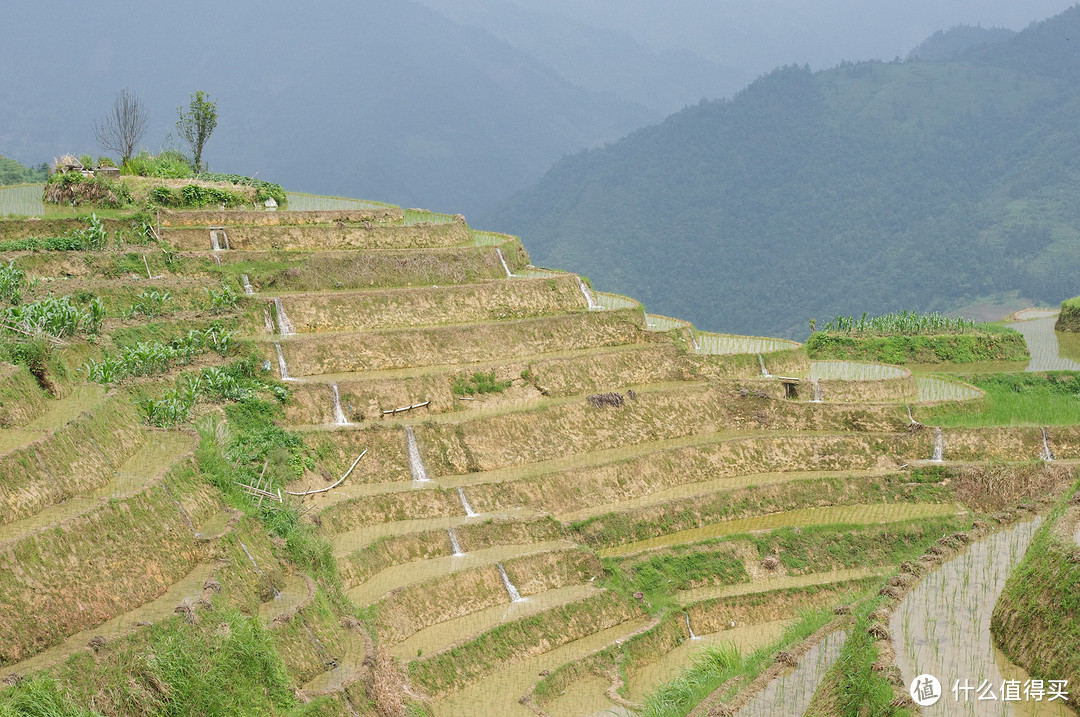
[806,327,1029,364]
[638,606,837,717]
[451,370,512,396]
[928,371,1080,426]
[806,597,913,716]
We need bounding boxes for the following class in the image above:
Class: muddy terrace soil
[0,199,1075,717]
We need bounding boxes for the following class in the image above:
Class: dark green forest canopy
[0,156,47,186]
[482,7,1080,339]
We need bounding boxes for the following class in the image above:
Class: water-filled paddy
[917,376,983,402]
[392,583,599,659]
[807,360,906,381]
[891,519,1075,717]
[1007,316,1080,372]
[431,618,651,717]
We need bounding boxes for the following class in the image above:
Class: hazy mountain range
[1,1,1073,215]
[481,6,1080,338]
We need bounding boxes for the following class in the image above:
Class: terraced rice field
[0,183,44,216]
[0,191,1073,716]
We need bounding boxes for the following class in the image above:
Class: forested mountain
[906,25,1015,61]
[481,7,1080,339]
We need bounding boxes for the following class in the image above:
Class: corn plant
[821,310,977,336]
[204,283,239,313]
[131,289,172,317]
[0,261,26,304]
[82,326,236,384]
[2,295,101,338]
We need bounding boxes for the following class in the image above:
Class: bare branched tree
[93,89,150,166]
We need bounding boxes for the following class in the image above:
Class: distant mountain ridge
[481,6,1080,339]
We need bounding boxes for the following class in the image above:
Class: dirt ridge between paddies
[0,390,144,525]
[408,589,643,697]
[0,464,220,668]
[991,486,1080,710]
[165,217,470,252]
[375,547,602,645]
[157,207,403,227]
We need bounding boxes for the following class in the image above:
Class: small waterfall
[905,404,915,424]
[210,229,229,250]
[758,354,771,377]
[495,248,514,278]
[931,427,944,462]
[272,297,295,335]
[210,232,221,251]
[210,253,221,266]
[685,612,700,640]
[404,426,429,482]
[241,274,255,295]
[331,384,349,425]
[689,330,701,351]
[497,563,524,602]
[263,307,276,334]
[576,276,599,310]
[274,342,293,381]
[457,487,478,517]
[1040,428,1054,461]
[448,528,465,556]
[811,379,823,403]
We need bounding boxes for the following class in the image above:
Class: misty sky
[2,0,1077,212]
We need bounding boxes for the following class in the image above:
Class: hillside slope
[482,7,1080,339]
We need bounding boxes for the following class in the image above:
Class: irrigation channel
[891,520,1077,716]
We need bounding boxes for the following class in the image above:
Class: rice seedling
[283,191,392,211]
[821,310,978,336]
[807,360,905,381]
[695,331,800,355]
[916,376,983,402]
[594,292,640,311]
[0,183,46,217]
[471,230,514,247]
[402,208,456,226]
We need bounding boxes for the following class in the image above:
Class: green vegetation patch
[1056,296,1080,332]
[928,371,1080,426]
[990,484,1080,698]
[451,370,512,396]
[806,326,1028,364]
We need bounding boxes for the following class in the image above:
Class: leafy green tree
[176,90,218,172]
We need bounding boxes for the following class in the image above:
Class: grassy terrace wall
[817,373,917,402]
[375,548,602,644]
[0,216,127,241]
[572,472,954,550]
[463,433,907,516]
[0,364,47,427]
[337,517,564,588]
[282,343,687,424]
[417,385,907,476]
[407,590,640,696]
[1057,296,1080,332]
[805,329,1029,364]
[273,308,648,376]
[991,493,1080,709]
[165,219,471,251]
[277,275,586,333]
[0,392,144,524]
[0,470,219,666]
[158,208,403,227]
